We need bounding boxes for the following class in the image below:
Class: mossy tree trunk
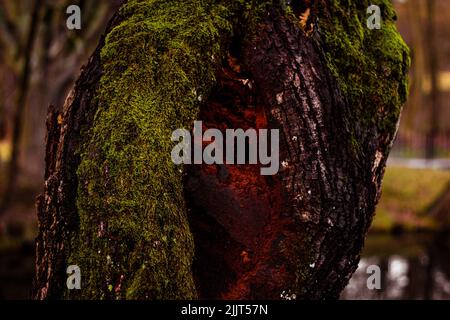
[33,0,409,300]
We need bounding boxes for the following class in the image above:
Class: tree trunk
[33,0,410,300]
[425,0,439,159]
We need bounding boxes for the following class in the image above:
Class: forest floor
[372,166,450,232]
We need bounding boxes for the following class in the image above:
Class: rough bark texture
[34,12,121,299]
[34,0,409,300]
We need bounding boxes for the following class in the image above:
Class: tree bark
[34,0,410,300]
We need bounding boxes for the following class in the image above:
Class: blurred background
[0,0,449,299]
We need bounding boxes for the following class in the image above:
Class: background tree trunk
[0,0,42,215]
[425,0,439,159]
[33,0,410,300]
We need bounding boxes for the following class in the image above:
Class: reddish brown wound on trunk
[184,51,291,299]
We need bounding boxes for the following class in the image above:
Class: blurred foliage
[0,0,122,210]
[393,0,450,157]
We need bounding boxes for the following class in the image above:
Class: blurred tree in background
[394,0,450,158]
[0,0,121,214]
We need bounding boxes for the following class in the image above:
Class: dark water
[1,234,449,299]
[342,233,450,300]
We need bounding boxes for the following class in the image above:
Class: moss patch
[317,0,410,151]
[72,0,247,299]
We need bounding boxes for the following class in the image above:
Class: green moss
[317,0,410,150]
[71,0,249,299]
